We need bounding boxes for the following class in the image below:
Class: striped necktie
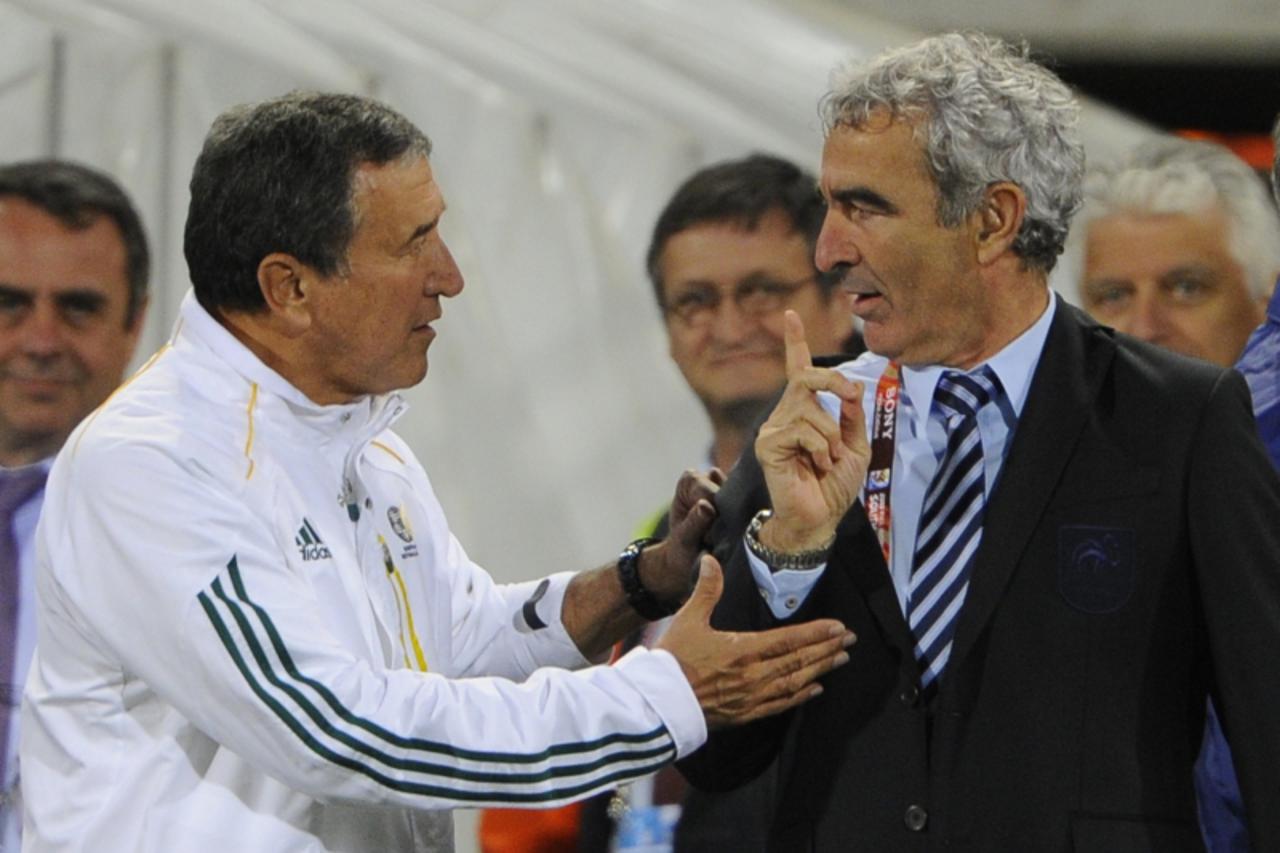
[907,367,1003,696]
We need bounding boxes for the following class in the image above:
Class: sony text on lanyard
[865,362,901,565]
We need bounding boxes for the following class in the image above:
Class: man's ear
[256,253,313,336]
[974,181,1027,266]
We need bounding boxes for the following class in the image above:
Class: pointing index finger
[784,310,813,379]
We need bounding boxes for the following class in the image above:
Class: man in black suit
[679,32,1280,853]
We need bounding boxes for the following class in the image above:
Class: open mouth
[851,291,885,313]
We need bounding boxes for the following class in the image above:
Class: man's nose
[429,239,465,298]
[1125,289,1167,343]
[814,213,860,273]
[18,302,68,357]
[707,297,757,342]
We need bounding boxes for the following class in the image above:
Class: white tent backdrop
[0,1,1155,845]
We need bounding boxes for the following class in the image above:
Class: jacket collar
[176,290,405,439]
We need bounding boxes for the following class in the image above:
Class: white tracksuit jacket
[20,292,704,852]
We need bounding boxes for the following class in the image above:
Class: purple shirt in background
[1237,278,1280,471]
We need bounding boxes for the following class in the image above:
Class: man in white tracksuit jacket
[19,93,860,852]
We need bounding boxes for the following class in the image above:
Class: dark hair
[184,91,432,314]
[0,159,149,324]
[646,154,836,305]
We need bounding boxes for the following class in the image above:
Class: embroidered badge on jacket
[388,505,418,558]
[1057,525,1135,613]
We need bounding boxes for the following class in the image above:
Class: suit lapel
[830,507,917,653]
[947,300,1116,674]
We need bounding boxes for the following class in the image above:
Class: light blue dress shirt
[750,294,1057,619]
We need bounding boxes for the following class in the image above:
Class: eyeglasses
[663,274,819,328]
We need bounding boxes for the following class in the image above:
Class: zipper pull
[341,478,360,521]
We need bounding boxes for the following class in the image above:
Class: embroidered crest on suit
[1057,525,1135,613]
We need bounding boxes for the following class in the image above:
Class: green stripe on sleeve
[194,559,678,803]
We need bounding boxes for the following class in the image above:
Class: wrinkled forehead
[351,154,440,202]
[0,196,130,275]
[348,155,443,232]
[820,117,932,188]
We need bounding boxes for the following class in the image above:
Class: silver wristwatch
[744,508,833,571]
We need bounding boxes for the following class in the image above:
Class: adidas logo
[295,518,332,562]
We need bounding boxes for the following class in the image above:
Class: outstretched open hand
[656,554,854,729]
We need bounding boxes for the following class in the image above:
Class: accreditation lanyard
[864,362,902,565]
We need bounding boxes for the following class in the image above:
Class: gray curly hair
[1078,137,1280,300]
[820,32,1084,274]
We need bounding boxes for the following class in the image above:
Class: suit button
[904,804,928,832]
[899,685,919,707]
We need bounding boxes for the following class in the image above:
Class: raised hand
[656,554,855,728]
[754,310,869,553]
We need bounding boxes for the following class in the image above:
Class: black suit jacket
[680,300,1280,852]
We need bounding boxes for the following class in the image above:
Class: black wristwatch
[616,537,677,620]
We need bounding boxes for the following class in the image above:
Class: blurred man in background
[0,159,149,849]
[648,154,859,477]
[1075,137,1280,367]
[481,154,859,852]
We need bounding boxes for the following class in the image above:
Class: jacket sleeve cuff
[745,545,827,620]
[612,646,707,759]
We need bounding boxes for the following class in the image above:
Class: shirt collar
[900,290,1057,426]
[0,458,54,477]
[1268,274,1280,323]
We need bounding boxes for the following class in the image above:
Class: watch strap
[616,537,676,620]
[744,508,833,571]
